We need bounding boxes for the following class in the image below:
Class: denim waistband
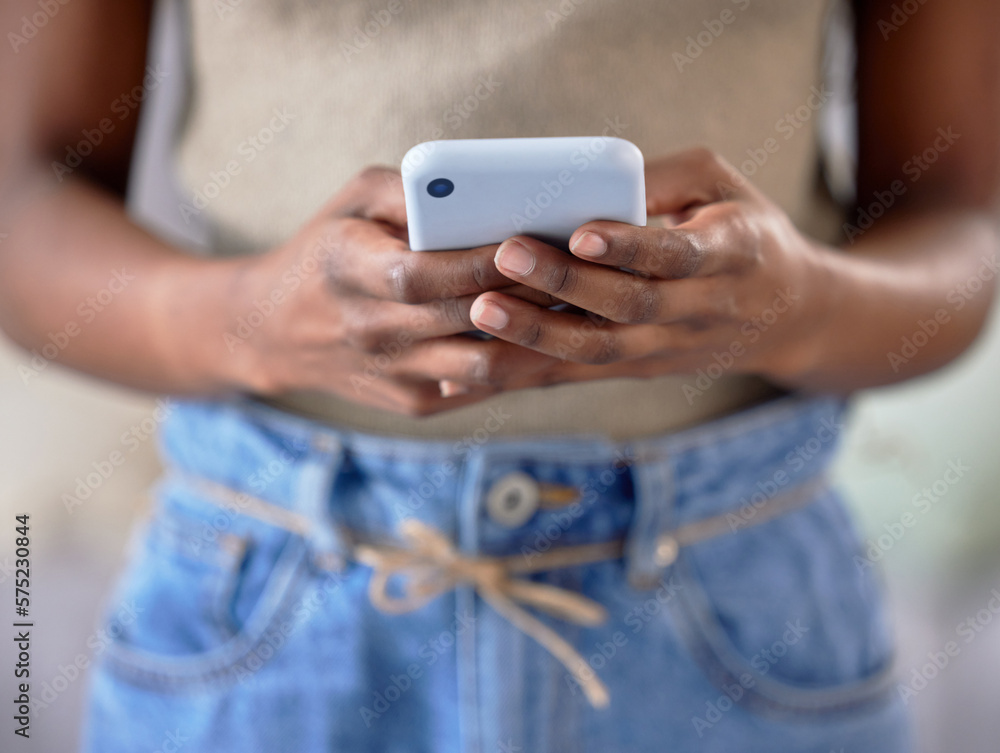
[156,392,848,591]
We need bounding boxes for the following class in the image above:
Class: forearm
[0,170,249,394]
[775,207,998,392]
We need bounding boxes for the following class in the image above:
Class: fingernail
[439,380,470,398]
[571,232,607,258]
[495,239,535,276]
[471,298,509,329]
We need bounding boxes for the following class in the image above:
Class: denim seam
[296,443,350,569]
[458,448,483,753]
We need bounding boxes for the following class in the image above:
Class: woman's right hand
[223,167,561,416]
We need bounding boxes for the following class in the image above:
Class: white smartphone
[402,136,646,251]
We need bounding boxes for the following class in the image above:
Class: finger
[439,379,470,398]
[325,219,515,303]
[641,147,750,216]
[492,234,744,325]
[493,235,664,323]
[567,201,759,279]
[498,283,565,308]
[362,376,499,417]
[342,294,482,351]
[388,335,560,387]
[324,166,408,227]
[469,292,685,364]
[340,284,564,357]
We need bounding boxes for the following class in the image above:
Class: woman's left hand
[468,147,836,386]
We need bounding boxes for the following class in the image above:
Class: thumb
[325,166,408,227]
[644,148,749,216]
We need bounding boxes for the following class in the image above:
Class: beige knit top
[174,0,842,439]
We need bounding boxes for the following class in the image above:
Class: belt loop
[299,431,349,571]
[624,450,675,590]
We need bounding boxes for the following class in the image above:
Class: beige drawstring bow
[355,519,623,709]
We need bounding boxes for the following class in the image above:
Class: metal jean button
[486,471,540,528]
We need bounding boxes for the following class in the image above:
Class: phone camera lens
[427,178,454,198]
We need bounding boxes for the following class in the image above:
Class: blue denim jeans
[83,393,911,752]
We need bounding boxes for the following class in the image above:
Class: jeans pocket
[98,482,310,689]
[667,484,896,717]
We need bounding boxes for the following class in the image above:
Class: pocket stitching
[665,529,897,717]
[100,529,310,689]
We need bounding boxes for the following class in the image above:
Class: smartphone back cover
[402,137,646,251]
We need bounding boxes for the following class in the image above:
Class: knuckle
[679,314,715,333]
[319,240,348,289]
[616,231,642,268]
[436,295,468,327]
[542,260,579,296]
[582,331,621,365]
[612,283,661,324]
[386,258,426,304]
[342,316,375,351]
[666,230,706,279]
[356,165,392,190]
[728,207,764,271]
[519,318,546,349]
[690,146,720,169]
[467,349,506,385]
[469,253,490,292]
[356,327,390,354]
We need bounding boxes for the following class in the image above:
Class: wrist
[149,252,269,395]
[756,243,849,388]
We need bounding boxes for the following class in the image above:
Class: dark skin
[0,0,997,416]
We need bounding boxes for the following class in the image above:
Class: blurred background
[1,0,998,750]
